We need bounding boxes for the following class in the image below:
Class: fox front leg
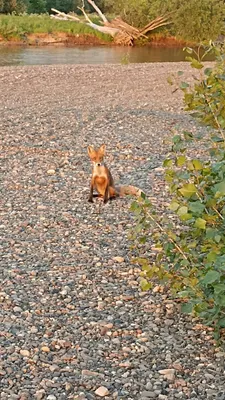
[103,184,110,204]
[88,180,94,203]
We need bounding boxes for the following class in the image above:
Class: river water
[0,45,215,66]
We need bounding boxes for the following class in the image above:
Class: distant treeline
[1,0,225,42]
[0,1,95,14]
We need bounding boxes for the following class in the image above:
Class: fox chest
[93,176,107,195]
[92,166,108,194]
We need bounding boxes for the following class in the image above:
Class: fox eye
[92,157,96,161]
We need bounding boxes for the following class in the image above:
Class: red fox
[87,144,143,203]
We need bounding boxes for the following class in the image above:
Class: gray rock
[141,391,157,399]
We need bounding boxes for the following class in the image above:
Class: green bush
[104,0,225,41]
[0,14,112,41]
[131,43,225,338]
[172,0,225,41]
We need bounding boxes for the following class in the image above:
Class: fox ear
[87,146,95,156]
[99,144,106,155]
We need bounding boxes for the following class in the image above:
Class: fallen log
[51,1,172,46]
[51,8,80,21]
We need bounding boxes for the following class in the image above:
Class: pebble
[47,169,56,175]
[41,346,50,352]
[141,391,157,398]
[13,306,23,312]
[113,256,125,263]
[159,369,176,381]
[1,63,224,400]
[34,390,45,399]
[20,349,30,357]
[95,386,110,397]
[81,369,103,377]
[30,326,38,333]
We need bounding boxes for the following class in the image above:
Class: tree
[173,0,225,41]
[103,0,225,41]
[2,0,17,13]
[0,0,4,12]
[15,0,29,13]
[104,0,151,28]
[28,0,47,13]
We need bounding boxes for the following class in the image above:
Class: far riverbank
[0,14,193,47]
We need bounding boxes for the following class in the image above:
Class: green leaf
[179,183,197,198]
[140,278,152,291]
[218,317,225,328]
[184,47,193,54]
[178,70,184,76]
[204,67,212,76]
[206,251,217,262]
[180,213,193,221]
[181,302,194,314]
[201,270,220,285]
[167,76,173,85]
[188,201,205,214]
[176,155,186,166]
[180,81,189,89]
[183,131,193,141]
[211,135,224,143]
[169,201,180,211]
[168,231,177,241]
[190,59,204,69]
[195,218,206,229]
[192,159,203,170]
[177,171,190,180]
[177,206,188,216]
[172,135,182,144]
[185,56,203,69]
[215,235,221,243]
[214,283,225,295]
[163,159,173,167]
[213,181,225,195]
[130,201,138,211]
[215,256,225,271]
[216,294,225,306]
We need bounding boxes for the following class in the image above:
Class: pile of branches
[51,0,172,46]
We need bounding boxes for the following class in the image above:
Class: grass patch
[0,14,112,42]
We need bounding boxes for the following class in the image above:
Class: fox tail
[117,185,144,197]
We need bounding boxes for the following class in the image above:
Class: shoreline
[0,32,192,48]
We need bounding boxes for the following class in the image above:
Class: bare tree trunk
[77,6,120,36]
[86,0,108,24]
[51,1,172,46]
[51,8,80,21]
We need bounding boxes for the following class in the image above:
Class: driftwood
[51,0,172,46]
[51,8,80,22]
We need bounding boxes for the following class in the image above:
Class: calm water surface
[0,45,214,66]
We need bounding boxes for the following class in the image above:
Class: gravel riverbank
[1,63,224,400]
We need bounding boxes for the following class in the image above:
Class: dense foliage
[0,0,225,41]
[131,43,225,338]
[0,0,108,14]
[0,0,224,42]
[0,13,112,40]
[0,0,85,14]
